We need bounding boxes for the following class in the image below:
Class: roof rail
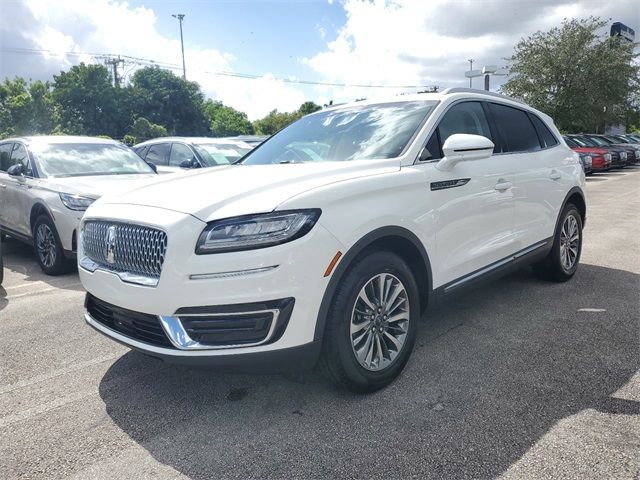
[441,87,524,104]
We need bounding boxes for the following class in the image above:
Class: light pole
[467,59,474,88]
[465,64,508,91]
[172,13,186,80]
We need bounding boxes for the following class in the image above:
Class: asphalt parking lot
[1,168,639,480]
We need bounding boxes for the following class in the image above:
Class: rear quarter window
[530,114,559,148]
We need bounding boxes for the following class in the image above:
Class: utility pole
[172,13,186,80]
[467,59,474,88]
[103,56,125,87]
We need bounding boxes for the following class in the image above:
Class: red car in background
[564,136,612,172]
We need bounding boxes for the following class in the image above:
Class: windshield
[587,136,611,146]
[575,136,600,147]
[240,101,437,165]
[193,143,252,166]
[31,143,155,178]
[564,137,578,148]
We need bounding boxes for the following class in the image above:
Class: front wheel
[533,204,583,282]
[320,250,420,392]
[33,215,71,276]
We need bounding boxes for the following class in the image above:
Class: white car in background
[133,137,253,174]
[79,89,586,392]
[0,136,157,275]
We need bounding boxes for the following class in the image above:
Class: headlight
[621,152,628,160]
[605,153,612,161]
[59,193,96,211]
[584,155,592,167]
[196,209,321,254]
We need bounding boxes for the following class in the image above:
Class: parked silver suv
[133,137,253,174]
[0,136,157,274]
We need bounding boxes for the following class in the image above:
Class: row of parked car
[0,135,263,275]
[1,128,639,279]
[564,133,640,174]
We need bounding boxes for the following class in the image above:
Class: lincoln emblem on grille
[105,225,116,264]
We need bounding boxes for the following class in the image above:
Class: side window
[0,143,13,172]
[10,143,33,176]
[489,103,541,153]
[438,101,493,145]
[420,101,492,161]
[422,130,442,160]
[134,145,150,159]
[530,114,559,148]
[145,143,170,166]
[169,143,195,167]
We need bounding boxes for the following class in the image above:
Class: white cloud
[304,0,639,104]
[1,0,307,120]
[1,0,637,119]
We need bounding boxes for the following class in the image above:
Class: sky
[0,0,638,120]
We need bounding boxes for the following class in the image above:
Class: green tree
[203,100,253,136]
[253,109,300,135]
[131,67,208,136]
[51,63,119,136]
[128,117,168,143]
[0,78,57,137]
[501,17,639,133]
[298,101,322,116]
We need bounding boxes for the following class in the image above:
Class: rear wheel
[533,204,582,282]
[33,215,71,276]
[320,250,419,392]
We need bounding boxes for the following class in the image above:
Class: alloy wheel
[36,223,57,269]
[559,214,579,271]
[350,273,410,371]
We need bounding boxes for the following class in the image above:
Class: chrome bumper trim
[189,265,279,280]
[159,308,281,350]
[79,257,159,287]
[85,311,276,357]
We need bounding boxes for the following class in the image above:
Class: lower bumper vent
[86,294,175,349]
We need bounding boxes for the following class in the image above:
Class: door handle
[549,170,561,181]
[494,180,512,191]
[0,183,6,189]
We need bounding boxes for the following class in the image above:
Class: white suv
[79,89,586,392]
[0,136,157,274]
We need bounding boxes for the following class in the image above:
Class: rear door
[488,102,569,249]
[417,101,516,286]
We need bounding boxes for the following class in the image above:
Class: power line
[0,46,438,90]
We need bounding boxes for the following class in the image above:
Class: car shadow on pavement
[98,263,639,479]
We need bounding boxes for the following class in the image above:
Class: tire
[32,215,71,276]
[320,249,420,392]
[532,204,582,282]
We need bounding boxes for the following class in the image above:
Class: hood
[96,160,399,222]
[48,174,159,199]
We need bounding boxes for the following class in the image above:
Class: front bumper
[85,310,321,372]
[79,203,344,356]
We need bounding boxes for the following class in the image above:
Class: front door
[417,101,515,288]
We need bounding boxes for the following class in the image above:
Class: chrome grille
[82,221,167,279]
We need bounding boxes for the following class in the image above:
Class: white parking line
[6,282,82,299]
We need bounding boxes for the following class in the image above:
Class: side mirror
[7,164,23,177]
[436,134,494,171]
[179,158,200,169]
[145,161,158,173]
